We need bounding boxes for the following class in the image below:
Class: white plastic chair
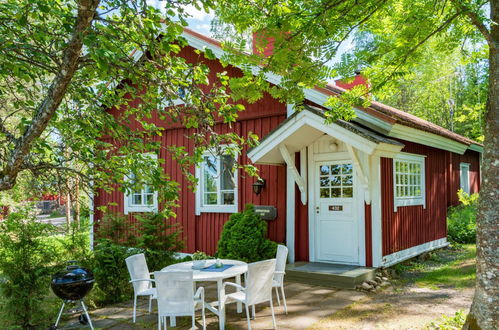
[223,259,277,330]
[125,253,156,323]
[154,270,206,330]
[273,245,288,314]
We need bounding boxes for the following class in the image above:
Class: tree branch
[0,0,101,191]
[450,0,491,44]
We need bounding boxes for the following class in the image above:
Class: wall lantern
[252,178,266,195]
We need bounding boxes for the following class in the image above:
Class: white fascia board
[247,110,377,163]
[373,142,404,158]
[389,124,468,154]
[381,238,448,267]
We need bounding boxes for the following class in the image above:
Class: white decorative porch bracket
[346,145,371,204]
[279,144,308,204]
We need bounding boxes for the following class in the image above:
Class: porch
[285,262,377,289]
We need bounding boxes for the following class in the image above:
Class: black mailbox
[254,205,277,220]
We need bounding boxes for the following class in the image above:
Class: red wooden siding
[94,44,288,255]
[380,141,449,256]
[448,150,481,206]
[364,203,372,267]
[294,153,309,262]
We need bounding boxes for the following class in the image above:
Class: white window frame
[124,153,159,214]
[195,147,238,214]
[393,153,426,211]
[460,163,470,194]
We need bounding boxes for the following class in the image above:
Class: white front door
[315,161,359,264]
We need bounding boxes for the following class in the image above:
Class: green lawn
[394,244,476,290]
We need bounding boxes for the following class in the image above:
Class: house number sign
[329,205,343,211]
[254,205,277,220]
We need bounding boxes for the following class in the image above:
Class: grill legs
[52,300,94,330]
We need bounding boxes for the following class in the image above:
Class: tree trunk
[65,190,71,229]
[74,176,80,230]
[464,1,499,329]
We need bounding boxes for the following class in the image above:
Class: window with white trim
[393,153,426,210]
[460,163,470,194]
[124,154,158,214]
[196,151,237,213]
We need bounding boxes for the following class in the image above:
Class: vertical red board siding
[380,141,449,256]
[294,152,309,261]
[364,203,372,267]
[94,44,289,254]
[448,149,481,206]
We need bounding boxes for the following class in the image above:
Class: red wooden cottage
[91,28,482,268]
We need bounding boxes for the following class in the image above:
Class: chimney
[335,71,370,91]
[252,31,275,57]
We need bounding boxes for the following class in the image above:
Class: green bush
[92,240,140,304]
[0,206,60,329]
[217,204,277,262]
[132,212,184,271]
[447,190,478,244]
[92,212,183,303]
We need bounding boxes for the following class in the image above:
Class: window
[196,150,237,214]
[460,163,470,194]
[124,154,158,214]
[393,153,426,210]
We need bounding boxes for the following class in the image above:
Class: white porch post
[369,155,383,267]
[286,166,295,263]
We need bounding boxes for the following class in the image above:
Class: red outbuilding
[92,28,482,268]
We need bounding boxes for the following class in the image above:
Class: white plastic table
[161,259,248,330]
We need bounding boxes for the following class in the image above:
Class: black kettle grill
[50,261,95,329]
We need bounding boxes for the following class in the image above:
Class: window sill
[394,198,425,212]
[125,206,158,215]
[198,205,238,214]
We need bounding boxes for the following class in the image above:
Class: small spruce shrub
[447,190,478,244]
[132,212,184,271]
[217,204,277,262]
[92,212,183,303]
[92,239,140,304]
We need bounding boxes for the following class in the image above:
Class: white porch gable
[247,106,404,205]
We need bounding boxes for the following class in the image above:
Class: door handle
[316,206,320,214]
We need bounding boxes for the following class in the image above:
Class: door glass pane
[330,175,341,185]
[320,165,330,175]
[330,165,341,175]
[320,188,330,198]
[342,187,353,197]
[331,187,341,197]
[320,176,330,187]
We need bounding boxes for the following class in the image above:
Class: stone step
[285,262,376,289]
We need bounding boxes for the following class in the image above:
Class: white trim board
[381,238,449,267]
[247,110,379,164]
